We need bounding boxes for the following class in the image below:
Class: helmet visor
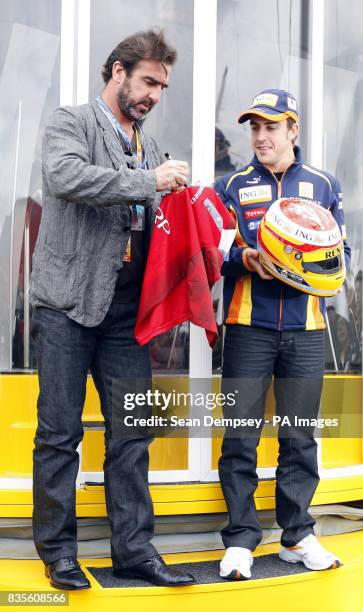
[302,255,343,275]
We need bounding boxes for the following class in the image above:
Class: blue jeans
[31,303,157,567]
[219,325,325,550]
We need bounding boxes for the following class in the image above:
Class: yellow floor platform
[0,531,362,612]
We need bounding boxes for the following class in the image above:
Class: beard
[117,79,154,121]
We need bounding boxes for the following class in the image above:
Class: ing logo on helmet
[257,197,346,297]
[266,198,341,246]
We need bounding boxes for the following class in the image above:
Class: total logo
[244,207,267,220]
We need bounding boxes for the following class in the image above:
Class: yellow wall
[0,373,362,518]
[1,374,362,477]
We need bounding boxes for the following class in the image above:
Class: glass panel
[213,0,310,371]
[82,377,189,474]
[0,375,38,478]
[211,379,278,470]
[213,437,279,472]
[0,0,61,372]
[324,0,363,374]
[89,0,194,374]
[322,377,363,467]
[81,433,189,472]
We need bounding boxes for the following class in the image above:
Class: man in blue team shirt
[215,89,350,580]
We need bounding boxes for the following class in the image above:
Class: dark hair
[287,116,298,145]
[102,29,177,83]
[287,117,296,130]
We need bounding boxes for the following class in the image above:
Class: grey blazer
[30,101,164,326]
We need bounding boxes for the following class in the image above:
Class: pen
[165,152,188,188]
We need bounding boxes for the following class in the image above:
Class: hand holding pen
[154,152,189,192]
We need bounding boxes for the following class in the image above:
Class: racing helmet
[257,197,346,297]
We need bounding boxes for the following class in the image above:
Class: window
[324,0,362,374]
[1,0,61,371]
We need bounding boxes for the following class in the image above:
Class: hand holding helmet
[257,197,346,297]
[244,248,273,280]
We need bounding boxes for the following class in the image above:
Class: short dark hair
[287,116,298,145]
[287,117,296,130]
[102,29,177,83]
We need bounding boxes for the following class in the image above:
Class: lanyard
[134,129,143,165]
[96,95,148,169]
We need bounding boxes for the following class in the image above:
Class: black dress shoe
[45,557,91,590]
[113,554,195,586]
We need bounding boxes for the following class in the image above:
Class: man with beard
[30,29,194,590]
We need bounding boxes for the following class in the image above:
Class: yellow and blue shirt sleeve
[214,177,252,277]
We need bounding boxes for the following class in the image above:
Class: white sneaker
[219,547,253,580]
[279,534,341,571]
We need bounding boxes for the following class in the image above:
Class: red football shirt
[135,186,235,347]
